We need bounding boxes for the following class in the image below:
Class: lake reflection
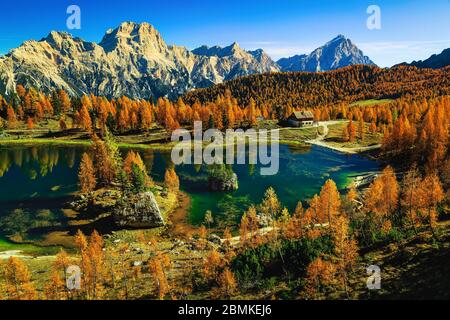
[0,144,380,244]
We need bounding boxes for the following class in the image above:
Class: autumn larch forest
[0,1,449,303]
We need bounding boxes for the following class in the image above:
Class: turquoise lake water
[0,144,379,245]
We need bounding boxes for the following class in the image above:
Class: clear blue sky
[0,0,449,67]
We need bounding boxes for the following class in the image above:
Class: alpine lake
[0,143,379,253]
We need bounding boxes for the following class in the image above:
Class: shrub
[130,163,148,193]
[230,237,334,287]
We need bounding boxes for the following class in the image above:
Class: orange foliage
[164,167,180,192]
[79,153,97,193]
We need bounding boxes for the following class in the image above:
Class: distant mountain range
[277,35,375,72]
[0,22,399,100]
[0,22,281,100]
[395,48,450,69]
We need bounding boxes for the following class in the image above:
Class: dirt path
[0,250,57,261]
[306,121,381,154]
[0,250,31,260]
[222,223,330,247]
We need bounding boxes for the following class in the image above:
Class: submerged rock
[208,173,239,192]
[113,192,165,228]
[207,164,239,192]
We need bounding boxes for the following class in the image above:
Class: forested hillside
[184,65,450,109]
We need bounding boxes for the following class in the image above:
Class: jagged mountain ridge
[0,22,280,100]
[0,23,376,99]
[277,35,375,72]
[395,48,450,69]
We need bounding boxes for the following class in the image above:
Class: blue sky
[0,0,449,67]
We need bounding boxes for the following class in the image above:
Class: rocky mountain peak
[45,31,73,42]
[222,42,247,58]
[323,35,356,51]
[249,48,264,56]
[395,47,450,69]
[39,30,96,57]
[44,31,77,49]
[228,41,242,51]
[0,22,279,100]
[249,49,279,69]
[330,34,346,42]
[192,42,247,58]
[0,25,377,100]
[113,21,160,38]
[278,35,375,72]
[99,21,166,53]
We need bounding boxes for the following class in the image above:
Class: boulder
[208,173,239,192]
[113,192,165,228]
[132,261,143,267]
[257,212,273,228]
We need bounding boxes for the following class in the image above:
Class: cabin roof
[291,111,314,120]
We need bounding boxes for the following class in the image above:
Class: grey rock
[113,192,164,228]
[257,212,272,228]
[133,261,143,267]
[208,173,239,192]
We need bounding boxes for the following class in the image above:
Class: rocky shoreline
[70,187,169,229]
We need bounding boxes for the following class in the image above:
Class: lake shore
[0,119,382,155]
[306,139,382,154]
[0,135,381,257]
[167,191,198,239]
[0,137,175,151]
[0,134,371,154]
[0,191,195,262]
[305,120,383,155]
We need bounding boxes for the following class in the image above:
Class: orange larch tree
[318,179,341,226]
[26,117,34,130]
[6,106,17,128]
[215,268,237,299]
[400,165,422,232]
[78,105,92,132]
[331,215,358,295]
[164,167,180,192]
[347,120,356,142]
[301,257,335,300]
[79,153,97,193]
[365,166,399,230]
[1,257,36,300]
[418,173,445,234]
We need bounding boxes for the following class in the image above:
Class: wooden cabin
[284,111,314,127]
